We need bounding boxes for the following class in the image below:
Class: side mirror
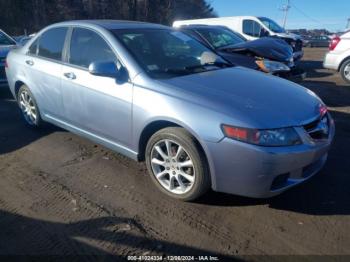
[260,29,270,38]
[89,61,129,83]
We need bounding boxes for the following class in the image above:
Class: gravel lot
[0,48,349,259]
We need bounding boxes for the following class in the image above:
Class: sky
[210,0,350,32]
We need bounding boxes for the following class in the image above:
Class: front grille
[0,66,6,80]
[293,40,303,52]
[303,115,329,140]
[282,38,303,52]
[289,40,302,52]
[285,60,295,67]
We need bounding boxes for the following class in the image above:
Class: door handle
[25,60,34,66]
[63,72,76,80]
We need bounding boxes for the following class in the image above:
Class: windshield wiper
[149,68,191,76]
[184,61,233,71]
[149,62,233,78]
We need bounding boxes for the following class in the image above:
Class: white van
[173,16,303,60]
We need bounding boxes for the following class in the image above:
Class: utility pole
[347,18,350,29]
[280,0,291,29]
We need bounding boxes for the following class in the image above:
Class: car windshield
[195,27,246,49]
[0,31,16,45]
[112,29,232,79]
[258,17,285,33]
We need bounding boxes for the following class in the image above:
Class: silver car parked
[6,20,334,201]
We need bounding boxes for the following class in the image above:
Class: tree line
[0,0,216,35]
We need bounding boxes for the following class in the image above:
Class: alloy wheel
[344,64,350,81]
[19,90,37,125]
[150,139,195,195]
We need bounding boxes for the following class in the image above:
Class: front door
[61,27,133,148]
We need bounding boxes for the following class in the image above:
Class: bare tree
[0,0,216,35]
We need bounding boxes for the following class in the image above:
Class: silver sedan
[5,20,334,201]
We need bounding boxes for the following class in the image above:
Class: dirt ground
[0,48,349,259]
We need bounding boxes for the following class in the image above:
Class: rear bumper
[323,52,340,70]
[205,114,335,198]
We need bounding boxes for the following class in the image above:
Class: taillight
[329,36,341,51]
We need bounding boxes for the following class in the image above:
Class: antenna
[279,0,291,29]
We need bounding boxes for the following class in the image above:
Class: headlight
[222,124,302,147]
[256,60,290,73]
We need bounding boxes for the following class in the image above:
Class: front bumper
[206,114,335,198]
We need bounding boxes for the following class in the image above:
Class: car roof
[51,20,170,30]
[177,24,230,30]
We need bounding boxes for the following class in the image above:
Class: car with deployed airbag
[178,25,305,80]
[6,20,334,201]
[173,16,304,61]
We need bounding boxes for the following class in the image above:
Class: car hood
[219,37,293,63]
[157,67,322,129]
[0,45,15,58]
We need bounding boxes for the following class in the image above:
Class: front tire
[17,85,42,127]
[145,127,210,201]
[340,59,350,85]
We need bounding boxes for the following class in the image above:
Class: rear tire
[17,85,42,127]
[145,127,210,201]
[340,59,350,85]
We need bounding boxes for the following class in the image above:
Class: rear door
[60,27,133,147]
[25,27,68,118]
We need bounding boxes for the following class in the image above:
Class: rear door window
[243,20,262,37]
[37,27,68,61]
